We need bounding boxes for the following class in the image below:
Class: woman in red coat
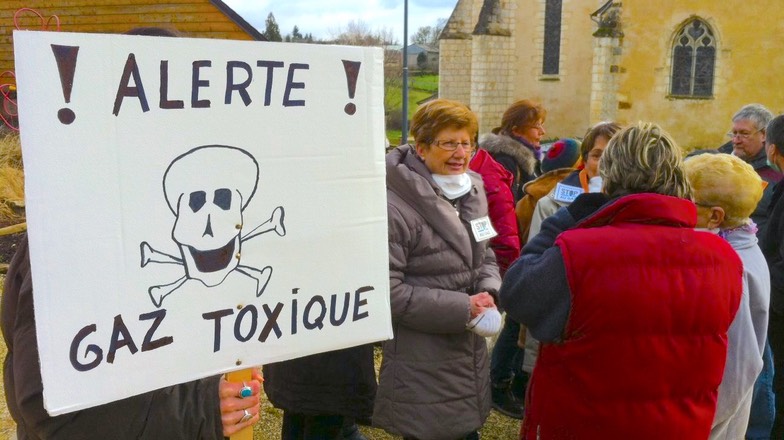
[469,149,520,276]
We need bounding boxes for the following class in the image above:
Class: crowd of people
[4,85,784,439]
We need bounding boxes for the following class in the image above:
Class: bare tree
[410,18,447,47]
[330,20,397,46]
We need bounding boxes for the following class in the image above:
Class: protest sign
[13,30,392,415]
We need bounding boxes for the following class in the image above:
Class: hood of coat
[479,133,537,177]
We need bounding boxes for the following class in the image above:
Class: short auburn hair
[409,99,478,147]
[493,99,546,136]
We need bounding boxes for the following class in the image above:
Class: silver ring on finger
[239,408,252,424]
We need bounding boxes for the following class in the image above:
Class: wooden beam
[0,222,25,236]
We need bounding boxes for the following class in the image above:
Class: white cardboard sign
[13,30,392,416]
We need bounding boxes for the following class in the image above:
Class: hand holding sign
[222,369,263,438]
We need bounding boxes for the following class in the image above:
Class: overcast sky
[222,0,457,45]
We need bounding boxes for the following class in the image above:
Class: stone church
[439,0,784,149]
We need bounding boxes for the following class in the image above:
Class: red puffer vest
[521,194,743,440]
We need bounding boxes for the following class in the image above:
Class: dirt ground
[0,232,22,265]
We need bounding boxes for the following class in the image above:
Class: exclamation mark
[51,44,79,125]
[341,60,361,115]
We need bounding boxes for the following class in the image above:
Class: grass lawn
[385,87,434,119]
[385,74,439,144]
[410,74,439,93]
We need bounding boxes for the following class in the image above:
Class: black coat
[2,236,224,440]
[763,181,784,314]
[263,344,377,420]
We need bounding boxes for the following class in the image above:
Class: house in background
[0,0,264,85]
[439,0,784,149]
[406,44,439,72]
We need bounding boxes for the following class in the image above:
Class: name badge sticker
[470,216,498,242]
[553,183,584,203]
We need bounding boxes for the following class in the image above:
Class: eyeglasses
[432,140,475,152]
[726,129,762,140]
[524,123,545,132]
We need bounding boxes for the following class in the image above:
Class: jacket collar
[578,193,697,229]
[479,133,537,176]
[721,223,759,250]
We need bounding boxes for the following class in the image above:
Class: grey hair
[599,121,692,199]
[732,104,774,132]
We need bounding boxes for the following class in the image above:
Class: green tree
[263,12,282,42]
[416,52,427,70]
[292,25,303,41]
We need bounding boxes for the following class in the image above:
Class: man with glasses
[719,104,782,239]
[720,104,781,440]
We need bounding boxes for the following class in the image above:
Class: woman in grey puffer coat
[373,99,502,440]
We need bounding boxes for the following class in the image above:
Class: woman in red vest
[499,122,744,439]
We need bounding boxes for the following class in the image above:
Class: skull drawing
[141,145,286,307]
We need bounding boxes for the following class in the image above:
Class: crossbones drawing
[140,145,286,308]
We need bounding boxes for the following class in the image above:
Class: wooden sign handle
[226,368,254,440]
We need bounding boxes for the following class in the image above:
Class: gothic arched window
[670,19,716,98]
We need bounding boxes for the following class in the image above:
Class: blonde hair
[599,121,692,199]
[409,99,478,147]
[683,153,763,228]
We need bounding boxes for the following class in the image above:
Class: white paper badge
[470,216,498,242]
[553,182,584,203]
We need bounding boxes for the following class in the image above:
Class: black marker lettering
[291,288,299,335]
[113,53,149,115]
[329,292,351,326]
[234,305,258,342]
[353,286,373,321]
[107,314,139,364]
[225,61,253,106]
[191,60,212,108]
[259,303,284,342]
[69,324,103,372]
[304,295,326,330]
[203,308,234,352]
[283,63,309,107]
[139,309,174,351]
[256,60,284,106]
[159,60,184,109]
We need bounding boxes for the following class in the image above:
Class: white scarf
[588,176,603,193]
[432,173,472,200]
